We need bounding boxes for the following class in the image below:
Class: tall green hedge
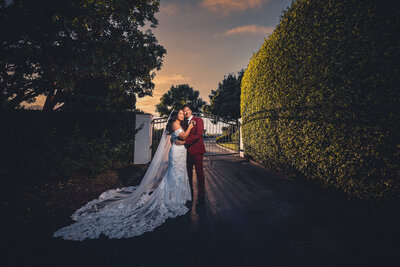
[241,0,399,201]
[0,110,138,180]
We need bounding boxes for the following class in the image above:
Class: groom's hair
[181,104,191,110]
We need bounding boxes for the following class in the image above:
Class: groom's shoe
[195,195,206,218]
[196,193,205,205]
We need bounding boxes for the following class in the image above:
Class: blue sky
[137,0,293,115]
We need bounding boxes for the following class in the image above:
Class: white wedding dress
[53,127,191,241]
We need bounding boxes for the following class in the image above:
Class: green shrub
[231,132,239,144]
[206,133,220,138]
[216,134,232,144]
[0,110,138,179]
[241,0,399,201]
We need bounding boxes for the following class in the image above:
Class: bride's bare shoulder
[172,121,181,131]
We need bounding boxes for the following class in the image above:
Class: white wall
[134,113,153,164]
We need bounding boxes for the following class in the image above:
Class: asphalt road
[5,147,400,266]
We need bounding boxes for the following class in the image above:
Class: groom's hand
[175,140,185,146]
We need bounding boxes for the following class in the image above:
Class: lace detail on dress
[52,126,191,241]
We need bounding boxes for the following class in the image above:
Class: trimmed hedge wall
[241,0,399,201]
[1,110,138,180]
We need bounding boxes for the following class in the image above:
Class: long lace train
[52,120,191,241]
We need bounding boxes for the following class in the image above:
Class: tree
[0,0,166,111]
[155,84,206,116]
[204,69,244,120]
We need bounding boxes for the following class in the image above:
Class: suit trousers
[186,153,205,197]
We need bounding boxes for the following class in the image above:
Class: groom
[175,105,206,203]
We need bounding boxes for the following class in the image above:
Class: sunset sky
[24,0,293,115]
[137,0,292,115]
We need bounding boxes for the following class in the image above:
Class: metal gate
[151,112,240,158]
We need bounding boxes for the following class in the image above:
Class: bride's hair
[166,110,180,135]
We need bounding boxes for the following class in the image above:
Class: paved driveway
[7,154,400,266]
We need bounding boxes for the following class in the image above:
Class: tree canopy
[0,0,166,111]
[155,84,206,117]
[204,69,243,120]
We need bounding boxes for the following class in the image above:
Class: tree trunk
[43,88,64,111]
[42,89,56,111]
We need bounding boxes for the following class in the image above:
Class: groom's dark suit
[183,116,206,198]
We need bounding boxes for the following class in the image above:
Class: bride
[53,109,194,241]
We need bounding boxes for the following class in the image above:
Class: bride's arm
[178,122,193,140]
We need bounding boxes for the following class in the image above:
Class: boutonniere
[190,120,196,126]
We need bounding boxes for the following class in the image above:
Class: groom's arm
[175,140,185,145]
[185,118,203,146]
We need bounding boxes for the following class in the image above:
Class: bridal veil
[53,111,175,240]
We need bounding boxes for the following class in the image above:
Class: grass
[1,164,147,242]
[218,143,239,151]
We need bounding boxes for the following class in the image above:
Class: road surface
[6,152,400,266]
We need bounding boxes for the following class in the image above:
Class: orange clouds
[160,2,179,15]
[225,25,275,36]
[136,74,192,114]
[153,74,191,85]
[136,95,161,114]
[21,95,46,110]
[21,94,64,110]
[21,74,191,114]
[200,0,269,13]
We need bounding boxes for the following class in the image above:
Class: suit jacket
[184,116,206,155]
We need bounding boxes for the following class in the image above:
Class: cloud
[20,95,46,109]
[137,73,191,115]
[200,0,270,13]
[222,25,275,36]
[139,73,192,114]
[23,104,43,110]
[136,96,159,113]
[136,89,165,115]
[160,2,179,15]
[153,74,191,85]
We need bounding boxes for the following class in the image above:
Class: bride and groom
[53,105,206,241]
